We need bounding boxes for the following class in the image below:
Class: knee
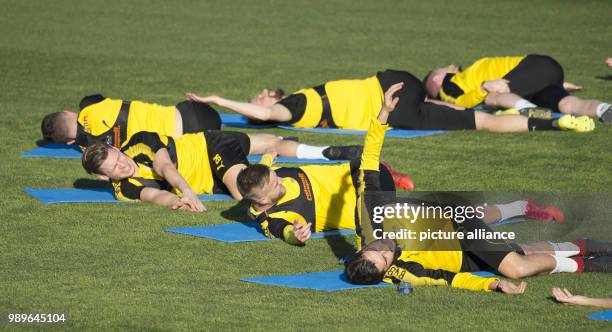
[557,96,576,113]
[498,253,530,279]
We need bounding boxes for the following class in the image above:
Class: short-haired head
[344,251,385,285]
[81,141,111,175]
[423,65,461,99]
[249,88,284,107]
[41,111,77,143]
[237,164,272,201]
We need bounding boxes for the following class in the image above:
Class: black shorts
[503,54,569,112]
[176,100,222,132]
[376,69,477,130]
[203,131,250,193]
[457,218,523,273]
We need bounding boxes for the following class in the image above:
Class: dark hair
[344,252,385,285]
[236,164,271,201]
[81,142,111,175]
[41,112,71,142]
[273,88,285,99]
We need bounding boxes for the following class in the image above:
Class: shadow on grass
[73,178,112,189]
[220,201,252,222]
[324,235,355,260]
[596,74,612,81]
[36,139,49,147]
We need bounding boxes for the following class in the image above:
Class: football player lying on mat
[424,54,611,125]
[41,94,223,148]
[342,90,612,292]
[234,85,417,246]
[81,129,362,211]
[42,94,361,161]
[186,68,591,133]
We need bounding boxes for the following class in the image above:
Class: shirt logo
[213,153,225,171]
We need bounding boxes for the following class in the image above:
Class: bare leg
[482,205,502,224]
[247,133,300,157]
[558,96,599,116]
[498,252,557,279]
[484,92,522,109]
[474,111,528,132]
[517,242,556,255]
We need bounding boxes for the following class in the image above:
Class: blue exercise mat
[278,125,447,138]
[588,310,612,321]
[166,222,355,243]
[21,144,83,158]
[23,188,233,204]
[220,113,276,129]
[21,146,343,164]
[247,155,343,164]
[240,270,497,292]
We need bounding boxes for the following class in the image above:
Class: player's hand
[563,82,582,91]
[552,287,591,306]
[293,220,312,243]
[492,280,527,294]
[606,58,612,68]
[177,191,206,212]
[185,92,221,105]
[382,82,403,113]
[482,79,510,94]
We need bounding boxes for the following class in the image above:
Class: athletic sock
[595,103,611,118]
[296,144,328,160]
[550,255,583,273]
[528,118,557,131]
[514,99,537,110]
[548,241,581,257]
[495,200,528,221]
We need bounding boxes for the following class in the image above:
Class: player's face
[361,239,395,273]
[250,89,281,107]
[97,148,137,180]
[253,169,286,205]
[62,111,78,141]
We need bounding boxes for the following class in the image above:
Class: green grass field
[1,0,611,330]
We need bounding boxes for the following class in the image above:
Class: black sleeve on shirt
[79,94,106,110]
[125,132,168,153]
[265,217,292,239]
[277,93,307,124]
[117,179,145,200]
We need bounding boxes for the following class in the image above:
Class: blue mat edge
[588,310,612,321]
[23,188,233,204]
[239,270,498,292]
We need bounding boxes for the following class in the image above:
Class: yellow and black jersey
[249,162,358,245]
[439,56,526,107]
[112,131,249,201]
[383,247,498,292]
[76,94,177,148]
[277,75,384,130]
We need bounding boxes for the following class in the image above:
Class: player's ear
[95,174,109,181]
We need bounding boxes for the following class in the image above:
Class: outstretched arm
[153,148,206,212]
[185,92,292,122]
[553,288,612,308]
[355,83,402,248]
[138,187,202,211]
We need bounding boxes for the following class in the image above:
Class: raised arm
[185,92,292,122]
[152,148,206,212]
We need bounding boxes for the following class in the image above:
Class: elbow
[257,109,273,121]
